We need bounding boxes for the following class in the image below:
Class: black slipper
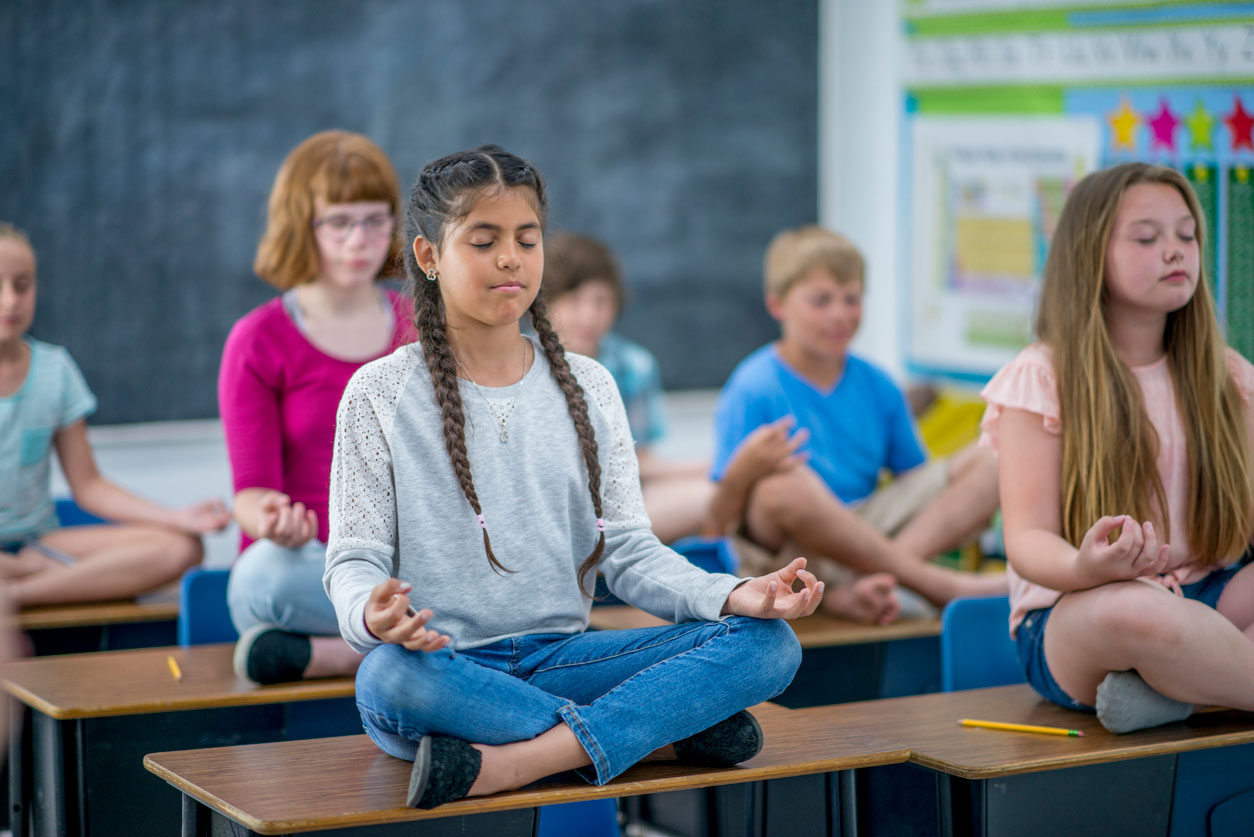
[673,710,764,766]
[232,625,312,685]
[407,735,483,809]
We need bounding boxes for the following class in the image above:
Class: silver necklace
[456,339,531,443]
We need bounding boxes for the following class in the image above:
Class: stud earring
[426,267,439,282]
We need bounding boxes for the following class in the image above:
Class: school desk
[587,606,943,705]
[16,598,180,655]
[3,643,359,837]
[143,702,909,836]
[808,683,1254,837]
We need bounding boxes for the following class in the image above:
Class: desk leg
[30,713,76,836]
[181,795,210,837]
[9,701,31,837]
[834,770,858,837]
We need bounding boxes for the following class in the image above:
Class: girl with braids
[982,163,1254,733]
[324,145,821,809]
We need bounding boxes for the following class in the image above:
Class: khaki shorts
[731,458,950,589]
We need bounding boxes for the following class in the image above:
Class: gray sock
[1095,670,1193,733]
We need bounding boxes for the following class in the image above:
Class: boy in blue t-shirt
[711,225,1005,615]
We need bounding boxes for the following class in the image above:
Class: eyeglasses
[313,213,395,241]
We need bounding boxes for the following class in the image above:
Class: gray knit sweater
[324,338,742,653]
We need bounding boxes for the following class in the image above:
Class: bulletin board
[900,0,1254,380]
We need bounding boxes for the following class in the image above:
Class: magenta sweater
[218,290,416,553]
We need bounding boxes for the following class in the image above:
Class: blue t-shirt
[711,344,925,504]
[0,337,97,540]
[596,332,667,446]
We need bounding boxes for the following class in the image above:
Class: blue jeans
[226,538,339,636]
[355,616,801,785]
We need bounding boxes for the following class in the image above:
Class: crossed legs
[1044,568,1254,710]
[743,457,1005,607]
[1,524,202,607]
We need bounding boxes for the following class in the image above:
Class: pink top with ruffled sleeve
[980,342,1254,635]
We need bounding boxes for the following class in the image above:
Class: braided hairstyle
[404,145,607,589]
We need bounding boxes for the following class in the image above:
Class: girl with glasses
[220,130,415,684]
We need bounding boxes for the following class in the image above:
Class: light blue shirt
[596,332,667,446]
[712,344,925,504]
[0,338,97,541]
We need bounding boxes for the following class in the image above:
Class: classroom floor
[52,390,721,570]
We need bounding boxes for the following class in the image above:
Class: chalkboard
[1,0,817,423]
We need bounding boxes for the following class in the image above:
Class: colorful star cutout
[1185,100,1214,152]
[1108,97,1140,152]
[1192,162,1210,183]
[1147,99,1179,152]
[1225,96,1254,152]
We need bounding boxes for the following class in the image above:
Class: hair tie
[477,514,486,529]
[596,518,605,533]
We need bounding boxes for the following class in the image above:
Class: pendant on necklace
[483,398,516,443]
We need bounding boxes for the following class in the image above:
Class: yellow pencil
[959,718,1083,737]
[166,655,183,682]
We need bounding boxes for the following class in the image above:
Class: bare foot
[822,574,900,624]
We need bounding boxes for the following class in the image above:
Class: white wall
[819,0,905,381]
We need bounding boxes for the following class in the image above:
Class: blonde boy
[711,226,1005,610]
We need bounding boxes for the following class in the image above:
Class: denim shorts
[1016,562,1246,712]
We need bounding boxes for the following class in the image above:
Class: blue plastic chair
[537,799,619,837]
[54,497,109,527]
[669,536,738,575]
[177,567,238,647]
[939,595,1024,692]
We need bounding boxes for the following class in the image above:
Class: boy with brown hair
[711,225,1005,614]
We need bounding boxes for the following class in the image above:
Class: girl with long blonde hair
[982,162,1254,732]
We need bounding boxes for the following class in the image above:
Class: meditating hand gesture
[365,578,451,652]
[1075,515,1172,586]
[723,556,824,619]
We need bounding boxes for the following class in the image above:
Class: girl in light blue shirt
[0,222,230,607]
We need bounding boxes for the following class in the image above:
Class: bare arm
[701,417,809,537]
[55,420,229,534]
[999,407,1169,591]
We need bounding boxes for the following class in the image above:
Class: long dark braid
[409,266,512,575]
[529,293,607,590]
[405,145,605,586]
